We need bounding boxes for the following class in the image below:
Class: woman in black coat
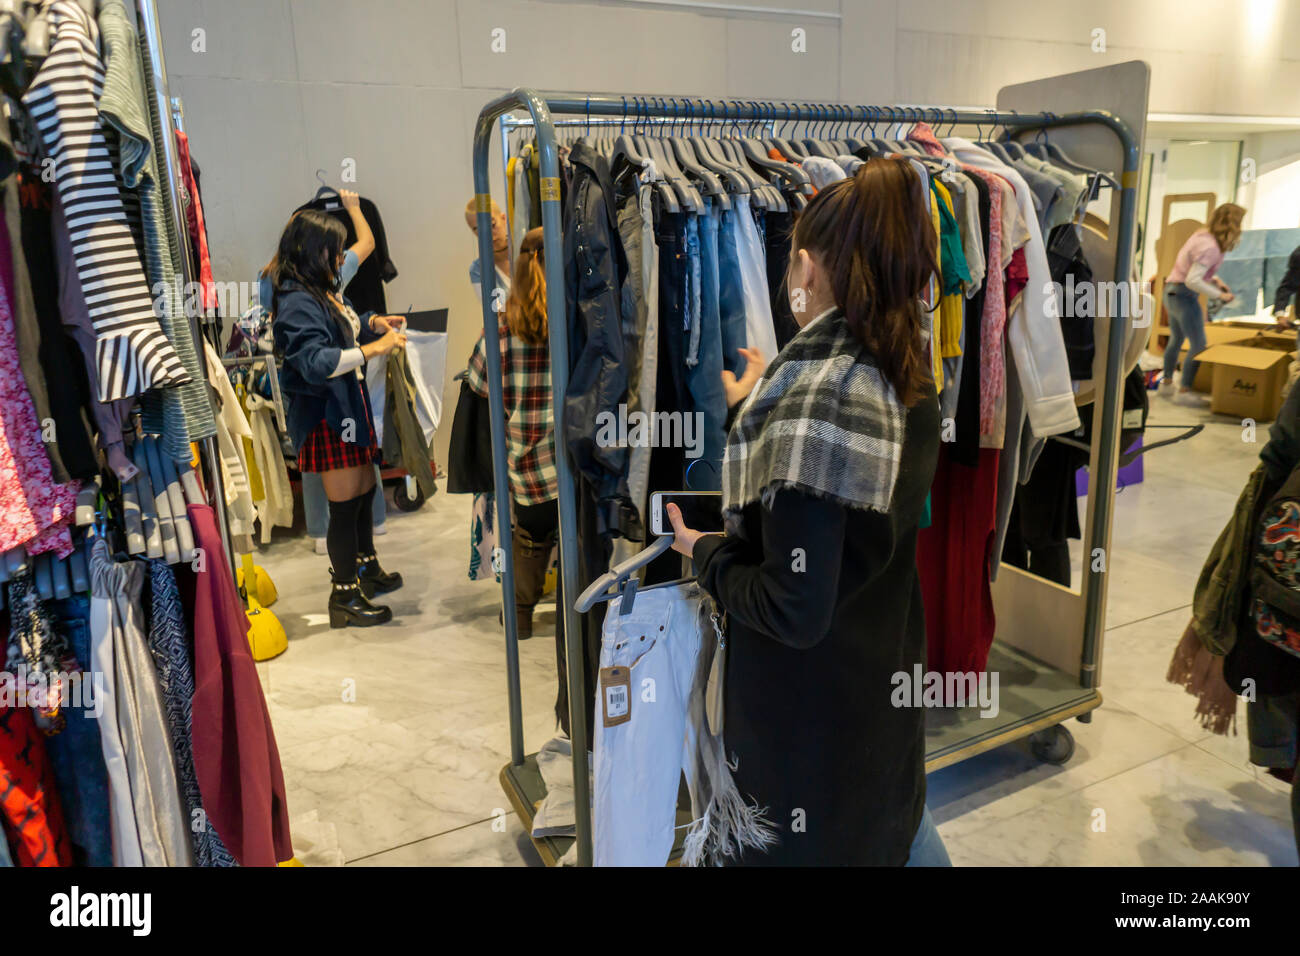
[269,210,407,627]
[667,160,949,865]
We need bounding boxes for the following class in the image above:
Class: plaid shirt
[465,320,558,505]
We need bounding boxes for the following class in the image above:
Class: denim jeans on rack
[716,204,749,378]
[687,203,726,489]
[684,214,702,368]
[42,593,113,867]
[655,211,692,421]
[302,464,386,539]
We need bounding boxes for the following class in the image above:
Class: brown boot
[509,526,552,639]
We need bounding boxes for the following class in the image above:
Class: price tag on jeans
[600,666,631,727]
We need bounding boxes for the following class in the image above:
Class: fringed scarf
[1165,464,1270,735]
[721,308,906,531]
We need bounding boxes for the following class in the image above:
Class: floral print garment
[0,277,77,557]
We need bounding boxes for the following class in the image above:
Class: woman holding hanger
[1160,203,1245,406]
[666,161,950,866]
[269,209,407,627]
[261,189,387,555]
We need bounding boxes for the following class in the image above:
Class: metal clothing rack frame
[137,0,239,587]
[472,91,1140,867]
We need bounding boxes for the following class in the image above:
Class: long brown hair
[264,210,351,339]
[506,227,547,345]
[1208,202,1246,252]
[789,159,939,405]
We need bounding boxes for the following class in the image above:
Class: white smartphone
[650,491,723,537]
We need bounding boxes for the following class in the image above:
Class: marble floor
[253,393,1298,867]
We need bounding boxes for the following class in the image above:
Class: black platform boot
[329,578,393,628]
[356,553,403,600]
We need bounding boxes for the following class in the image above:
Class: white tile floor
[253,391,1298,866]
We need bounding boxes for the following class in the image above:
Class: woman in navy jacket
[269,210,407,627]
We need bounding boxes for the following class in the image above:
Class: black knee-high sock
[355,486,375,558]
[327,496,363,584]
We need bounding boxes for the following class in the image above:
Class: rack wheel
[1029,724,1075,765]
[394,480,425,512]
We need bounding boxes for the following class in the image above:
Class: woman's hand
[340,189,361,212]
[362,328,407,360]
[722,347,765,409]
[369,314,407,334]
[666,503,720,557]
[1221,291,1236,304]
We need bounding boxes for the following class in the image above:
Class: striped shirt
[22,1,189,402]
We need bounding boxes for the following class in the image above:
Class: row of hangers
[530,99,1116,222]
[0,433,206,606]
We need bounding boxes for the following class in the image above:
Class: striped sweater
[22,0,189,402]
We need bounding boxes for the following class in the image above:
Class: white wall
[158,0,1300,464]
[1241,130,1300,230]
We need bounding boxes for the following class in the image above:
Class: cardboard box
[1179,325,1257,392]
[1194,334,1296,420]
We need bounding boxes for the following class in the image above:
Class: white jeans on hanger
[593,582,703,867]
[731,195,779,363]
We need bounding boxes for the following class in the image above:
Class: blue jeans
[1163,282,1207,389]
[302,464,386,538]
[905,806,952,866]
[43,594,114,867]
[716,207,749,377]
[685,206,726,489]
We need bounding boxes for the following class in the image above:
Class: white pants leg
[593,583,702,866]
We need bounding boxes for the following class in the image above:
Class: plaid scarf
[722,309,906,526]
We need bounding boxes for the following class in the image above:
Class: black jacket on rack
[563,141,634,538]
[294,194,396,315]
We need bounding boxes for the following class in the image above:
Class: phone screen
[651,491,723,536]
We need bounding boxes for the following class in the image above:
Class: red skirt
[297,385,381,473]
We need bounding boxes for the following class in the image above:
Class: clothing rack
[473,89,1142,866]
[137,0,238,588]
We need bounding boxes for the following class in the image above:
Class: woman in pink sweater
[1160,203,1246,406]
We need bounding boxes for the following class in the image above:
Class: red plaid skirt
[297,385,381,473]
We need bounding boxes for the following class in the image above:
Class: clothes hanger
[574,535,677,615]
[664,101,730,210]
[741,103,812,197]
[131,439,167,561]
[67,542,88,594]
[768,103,806,161]
[634,101,701,213]
[612,97,681,215]
[32,550,53,600]
[313,169,341,210]
[44,550,71,600]
[154,437,197,563]
[800,106,837,159]
[683,101,751,203]
[178,459,206,507]
[711,103,783,210]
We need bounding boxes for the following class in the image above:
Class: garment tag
[600,666,631,727]
[1122,408,1144,430]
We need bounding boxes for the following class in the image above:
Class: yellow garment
[235,384,266,501]
[932,181,964,362]
[928,188,943,392]
[506,155,517,247]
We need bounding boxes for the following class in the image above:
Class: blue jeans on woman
[1163,282,1207,389]
[905,806,952,866]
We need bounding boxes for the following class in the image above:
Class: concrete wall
[157,0,1300,464]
